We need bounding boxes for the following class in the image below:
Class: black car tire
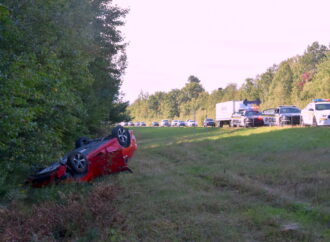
[312,116,318,127]
[68,151,88,174]
[301,116,305,127]
[112,125,131,148]
[229,121,234,128]
[75,137,90,148]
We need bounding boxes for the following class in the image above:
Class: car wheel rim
[72,153,87,170]
[118,128,128,144]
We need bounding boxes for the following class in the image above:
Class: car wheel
[112,125,131,148]
[75,137,90,148]
[230,121,234,128]
[312,116,318,127]
[278,117,283,126]
[300,116,305,127]
[68,151,88,174]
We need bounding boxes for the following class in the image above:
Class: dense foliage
[129,42,330,124]
[0,1,128,185]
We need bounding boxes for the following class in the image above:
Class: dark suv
[263,106,301,126]
[231,110,264,127]
[203,118,215,127]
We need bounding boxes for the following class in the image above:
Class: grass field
[1,126,330,241]
[115,126,330,241]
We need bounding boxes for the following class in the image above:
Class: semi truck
[215,99,261,127]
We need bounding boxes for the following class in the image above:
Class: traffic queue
[121,98,330,128]
[216,98,330,128]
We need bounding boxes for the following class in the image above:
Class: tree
[221,83,239,101]
[188,75,201,83]
[255,65,276,106]
[266,61,294,106]
[180,76,205,102]
[164,89,181,119]
[239,78,259,100]
[301,53,330,104]
[0,0,129,181]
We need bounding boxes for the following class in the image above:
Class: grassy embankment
[1,126,330,241]
[117,126,330,241]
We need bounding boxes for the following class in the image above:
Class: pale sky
[114,0,330,103]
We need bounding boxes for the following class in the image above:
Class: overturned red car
[27,126,137,187]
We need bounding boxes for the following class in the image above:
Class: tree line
[0,1,129,184]
[129,42,330,125]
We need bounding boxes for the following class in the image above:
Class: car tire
[278,117,283,127]
[112,125,131,148]
[68,151,88,174]
[312,116,318,127]
[244,121,249,128]
[230,121,234,128]
[300,116,306,127]
[75,137,90,148]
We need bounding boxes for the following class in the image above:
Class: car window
[245,111,261,116]
[316,104,330,110]
[263,109,275,115]
[280,108,300,113]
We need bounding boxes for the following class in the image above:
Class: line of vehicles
[121,98,330,128]
[120,119,201,127]
[215,98,330,127]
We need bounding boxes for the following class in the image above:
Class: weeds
[0,183,125,241]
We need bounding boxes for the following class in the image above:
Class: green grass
[116,126,330,241]
[2,126,330,241]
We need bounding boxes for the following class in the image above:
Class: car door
[303,104,314,125]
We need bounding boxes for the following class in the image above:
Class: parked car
[134,122,140,127]
[127,121,134,126]
[231,110,264,127]
[262,106,301,126]
[160,120,170,127]
[151,121,159,127]
[203,118,215,127]
[26,126,137,187]
[186,120,198,127]
[301,99,330,126]
[120,121,128,126]
[140,121,146,126]
[171,120,179,127]
[178,120,186,127]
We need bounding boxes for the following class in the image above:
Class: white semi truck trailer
[215,99,261,127]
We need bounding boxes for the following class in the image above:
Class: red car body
[27,126,137,187]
